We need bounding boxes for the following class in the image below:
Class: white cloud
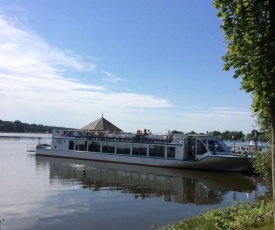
[0,17,96,75]
[0,14,173,128]
[183,106,251,117]
[101,71,126,83]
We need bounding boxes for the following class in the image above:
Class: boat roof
[81,115,122,132]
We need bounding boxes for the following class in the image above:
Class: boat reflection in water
[35,156,261,205]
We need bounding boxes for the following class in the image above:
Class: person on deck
[136,130,142,136]
[166,130,173,141]
[143,129,148,136]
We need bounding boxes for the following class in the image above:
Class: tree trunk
[269,0,275,226]
[272,106,275,227]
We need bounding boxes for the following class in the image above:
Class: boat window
[69,141,74,150]
[216,140,230,152]
[102,142,116,154]
[132,144,147,156]
[149,145,165,158]
[88,142,101,152]
[75,140,87,151]
[167,146,175,159]
[197,140,207,155]
[207,140,228,153]
[117,143,131,155]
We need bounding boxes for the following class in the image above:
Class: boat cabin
[50,130,232,161]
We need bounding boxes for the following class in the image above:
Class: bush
[203,200,273,229]
[157,199,273,230]
[251,151,272,186]
[156,216,216,230]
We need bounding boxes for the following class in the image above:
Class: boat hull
[36,148,251,172]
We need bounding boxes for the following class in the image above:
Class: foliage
[171,130,184,134]
[155,216,216,230]
[204,130,267,141]
[213,0,275,112]
[213,3,275,226]
[183,130,267,141]
[221,130,244,140]
[213,0,275,144]
[157,199,273,230]
[0,120,71,133]
[0,119,270,142]
[256,114,272,143]
[252,151,273,186]
[204,200,273,229]
[0,219,4,230]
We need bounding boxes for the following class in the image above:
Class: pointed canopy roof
[81,115,122,132]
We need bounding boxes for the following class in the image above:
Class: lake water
[0,133,266,230]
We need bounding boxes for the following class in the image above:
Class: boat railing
[59,131,174,144]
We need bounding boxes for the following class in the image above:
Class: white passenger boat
[36,128,251,172]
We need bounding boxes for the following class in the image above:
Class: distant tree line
[171,129,268,142]
[0,120,71,133]
[0,120,268,142]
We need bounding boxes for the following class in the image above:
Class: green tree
[188,131,198,134]
[0,120,3,131]
[221,130,231,140]
[246,133,253,141]
[256,113,272,143]
[14,120,24,132]
[213,0,275,222]
[3,121,14,132]
[212,130,221,136]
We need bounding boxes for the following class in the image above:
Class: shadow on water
[35,156,260,205]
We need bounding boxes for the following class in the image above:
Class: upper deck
[52,129,225,147]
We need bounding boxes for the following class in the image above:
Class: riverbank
[156,197,273,230]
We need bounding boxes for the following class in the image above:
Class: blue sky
[0,0,256,134]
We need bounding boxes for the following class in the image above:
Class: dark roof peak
[81,116,122,132]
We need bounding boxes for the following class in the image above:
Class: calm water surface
[0,133,266,230]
